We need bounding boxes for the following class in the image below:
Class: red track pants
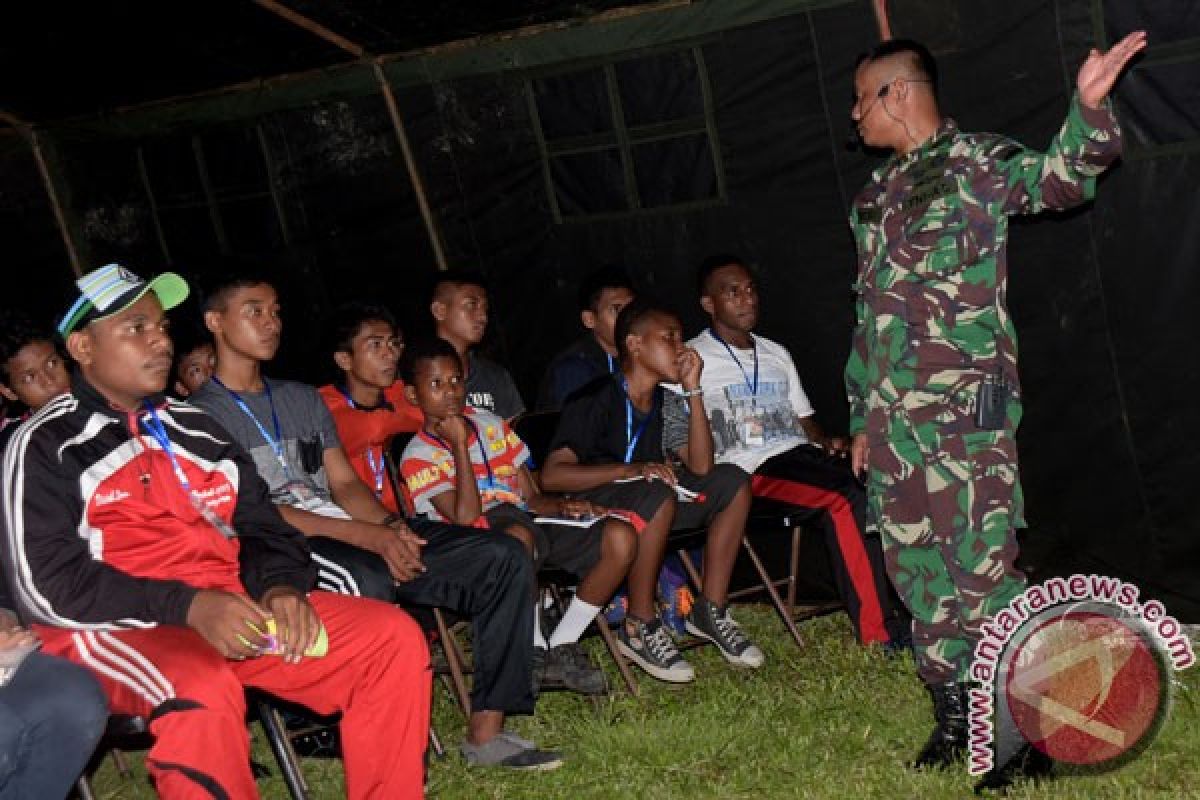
[36,591,431,800]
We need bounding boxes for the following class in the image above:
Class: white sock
[548,597,603,648]
[533,605,548,649]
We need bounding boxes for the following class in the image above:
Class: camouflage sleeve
[845,208,869,437]
[986,91,1122,216]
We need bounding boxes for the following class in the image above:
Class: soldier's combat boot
[912,681,969,769]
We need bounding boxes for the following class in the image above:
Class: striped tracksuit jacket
[0,374,430,800]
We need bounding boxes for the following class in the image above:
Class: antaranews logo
[967,574,1195,776]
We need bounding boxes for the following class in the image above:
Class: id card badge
[283,480,324,511]
[188,492,239,539]
[741,419,765,448]
[477,477,525,509]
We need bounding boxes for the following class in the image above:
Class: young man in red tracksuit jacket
[0,264,431,800]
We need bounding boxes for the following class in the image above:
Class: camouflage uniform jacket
[845,93,1122,442]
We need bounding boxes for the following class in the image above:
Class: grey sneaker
[617,616,695,683]
[545,642,608,695]
[497,730,535,749]
[460,735,564,771]
[685,598,765,668]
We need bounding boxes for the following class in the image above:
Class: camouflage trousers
[866,427,1027,684]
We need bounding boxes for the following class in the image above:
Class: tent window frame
[526,44,727,223]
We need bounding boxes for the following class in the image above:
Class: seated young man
[540,299,762,683]
[430,272,525,420]
[534,270,694,631]
[688,255,909,647]
[2,265,429,799]
[0,309,72,450]
[319,302,423,515]
[536,266,635,411]
[190,274,560,770]
[398,338,636,696]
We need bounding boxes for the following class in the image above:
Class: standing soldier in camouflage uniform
[844,33,1147,778]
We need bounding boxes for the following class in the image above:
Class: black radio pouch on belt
[975,371,1010,430]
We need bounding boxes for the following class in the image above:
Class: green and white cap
[58,264,189,336]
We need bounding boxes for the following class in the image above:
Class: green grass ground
[88,608,1199,799]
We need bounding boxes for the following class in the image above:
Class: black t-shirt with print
[465,351,526,420]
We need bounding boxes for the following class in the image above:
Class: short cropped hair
[326,302,399,357]
[613,298,679,364]
[577,266,635,312]
[0,310,60,384]
[696,253,751,296]
[430,270,488,305]
[199,270,276,313]
[856,38,939,96]
[398,337,461,386]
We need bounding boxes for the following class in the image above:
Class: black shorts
[484,504,604,578]
[572,463,749,532]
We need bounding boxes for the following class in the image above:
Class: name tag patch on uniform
[902,178,956,212]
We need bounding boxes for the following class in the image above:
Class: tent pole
[372,62,449,271]
[248,0,449,269]
[136,146,173,265]
[872,0,892,41]
[250,0,365,58]
[3,111,83,277]
[30,128,84,278]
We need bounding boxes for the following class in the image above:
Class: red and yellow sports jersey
[398,407,530,526]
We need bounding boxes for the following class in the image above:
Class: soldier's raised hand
[1078,30,1147,109]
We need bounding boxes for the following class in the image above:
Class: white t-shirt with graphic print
[689,329,815,474]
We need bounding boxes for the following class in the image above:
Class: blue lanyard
[336,384,386,496]
[139,402,239,539]
[709,328,758,396]
[364,446,386,496]
[426,416,495,485]
[211,376,293,479]
[336,384,360,410]
[140,404,195,493]
[335,383,393,412]
[606,353,616,374]
[619,376,658,464]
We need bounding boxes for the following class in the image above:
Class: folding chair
[670,518,806,649]
[75,694,312,800]
[729,496,844,624]
[384,431,473,717]
[511,411,640,696]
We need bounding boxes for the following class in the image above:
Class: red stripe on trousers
[750,474,889,643]
[609,509,648,534]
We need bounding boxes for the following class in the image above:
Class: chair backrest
[511,410,561,470]
[384,431,418,516]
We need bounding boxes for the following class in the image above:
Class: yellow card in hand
[240,618,329,658]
